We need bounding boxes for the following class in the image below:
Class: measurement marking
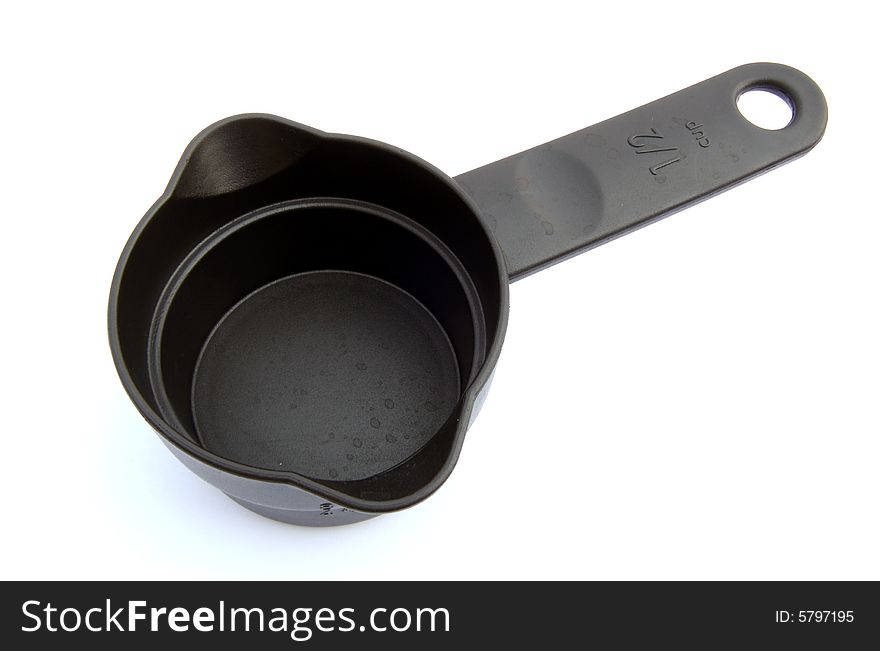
[628,127,682,176]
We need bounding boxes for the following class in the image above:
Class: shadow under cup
[149,199,488,484]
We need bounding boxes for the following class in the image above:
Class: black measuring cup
[110,63,826,526]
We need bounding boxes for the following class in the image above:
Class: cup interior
[149,199,486,481]
[111,115,508,508]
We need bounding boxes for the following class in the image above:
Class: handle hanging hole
[737,86,795,130]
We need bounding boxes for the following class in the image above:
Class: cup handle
[455,63,827,280]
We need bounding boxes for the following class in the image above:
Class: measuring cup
[109,63,826,525]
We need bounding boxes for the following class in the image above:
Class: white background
[1,1,877,580]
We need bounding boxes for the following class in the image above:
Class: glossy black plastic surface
[111,119,507,520]
[109,63,827,525]
[148,199,485,482]
[457,63,827,279]
[192,271,458,481]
